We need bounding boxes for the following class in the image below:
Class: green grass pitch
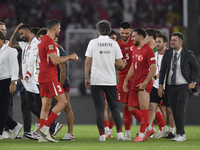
[1,125,200,150]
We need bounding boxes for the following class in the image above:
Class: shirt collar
[0,44,6,51]
[173,47,182,55]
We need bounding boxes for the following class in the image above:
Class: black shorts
[150,87,170,107]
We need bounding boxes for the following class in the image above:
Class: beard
[122,37,129,42]
[134,40,139,46]
[22,37,28,42]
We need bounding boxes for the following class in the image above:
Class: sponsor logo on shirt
[124,47,129,50]
[49,45,54,50]
[99,50,110,54]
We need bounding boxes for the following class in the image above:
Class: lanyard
[22,37,34,62]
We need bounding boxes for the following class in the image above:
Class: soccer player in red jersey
[117,22,134,140]
[38,19,77,142]
[123,28,156,142]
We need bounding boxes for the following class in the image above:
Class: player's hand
[24,76,29,83]
[158,86,164,98]
[136,82,147,91]
[123,81,129,92]
[10,84,16,94]
[122,59,127,69]
[85,79,91,89]
[15,23,23,33]
[70,53,78,62]
[188,82,195,90]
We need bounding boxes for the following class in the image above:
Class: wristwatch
[11,81,17,85]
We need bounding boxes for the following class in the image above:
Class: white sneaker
[155,126,169,138]
[39,127,58,142]
[38,136,48,142]
[172,134,186,141]
[98,135,106,141]
[117,132,124,141]
[53,122,63,136]
[25,131,41,140]
[182,134,186,141]
[105,129,113,138]
[11,123,23,139]
[16,132,28,139]
[2,131,10,139]
[60,133,75,141]
[123,133,131,141]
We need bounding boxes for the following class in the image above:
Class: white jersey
[25,41,40,84]
[153,51,165,89]
[19,37,39,78]
[0,44,19,80]
[85,35,123,85]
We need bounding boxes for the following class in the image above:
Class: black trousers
[20,86,31,132]
[26,85,57,135]
[4,93,14,131]
[167,84,189,135]
[0,79,17,135]
[91,85,122,135]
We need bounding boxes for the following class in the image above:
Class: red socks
[39,119,46,128]
[44,111,59,127]
[155,111,165,131]
[109,122,114,129]
[129,109,142,122]
[139,109,149,133]
[104,120,109,128]
[123,106,132,130]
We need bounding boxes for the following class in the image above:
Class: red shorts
[117,80,131,103]
[40,81,64,98]
[128,85,152,108]
[64,85,70,93]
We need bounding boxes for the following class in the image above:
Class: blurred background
[1,0,200,125]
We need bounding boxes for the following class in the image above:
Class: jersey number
[57,85,62,92]
[126,53,129,60]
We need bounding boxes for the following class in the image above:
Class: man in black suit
[158,32,200,142]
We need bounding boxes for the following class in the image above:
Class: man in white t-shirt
[85,20,124,141]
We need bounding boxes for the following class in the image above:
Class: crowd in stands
[1,0,183,46]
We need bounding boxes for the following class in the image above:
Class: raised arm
[8,23,23,49]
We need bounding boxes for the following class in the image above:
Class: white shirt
[19,37,39,78]
[153,51,165,89]
[0,44,19,80]
[167,48,188,85]
[85,35,123,85]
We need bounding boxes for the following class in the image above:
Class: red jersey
[131,44,156,87]
[38,35,58,83]
[117,36,134,80]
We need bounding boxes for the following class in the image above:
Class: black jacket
[159,48,200,93]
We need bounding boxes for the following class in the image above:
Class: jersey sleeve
[44,38,57,55]
[85,40,93,57]
[147,47,156,66]
[115,42,123,59]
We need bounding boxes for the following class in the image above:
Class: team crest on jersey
[138,55,143,61]
[49,45,54,50]
[130,46,134,51]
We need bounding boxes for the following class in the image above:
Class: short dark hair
[0,31,6,40]
[171,32,184,42]
[133,28,146,39]
[96,20,111,35]
[18,24,32,33]
[37,28,47,38]
[47,19,60,30]
[157,34,168,43]
[145,28,157,40]
[109,30,117,36]
[32,27,40,35]
[120,21,131,29]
